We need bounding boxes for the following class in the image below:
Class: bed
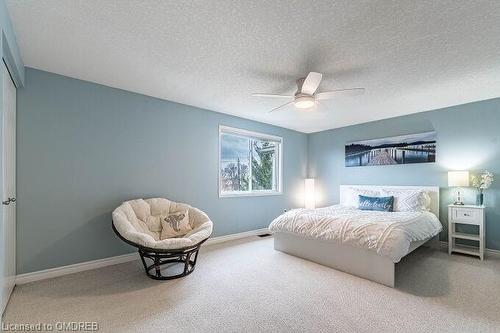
[269,185,442,287]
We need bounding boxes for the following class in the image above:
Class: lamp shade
[448,171,470,187]
[304,178,316,209]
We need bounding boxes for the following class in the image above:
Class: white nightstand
[448,204,485,260]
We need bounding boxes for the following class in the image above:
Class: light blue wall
[308,98,500,250]
[17,68,307,274]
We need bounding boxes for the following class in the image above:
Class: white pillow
[381,189,430,212]
[343,188,381,207]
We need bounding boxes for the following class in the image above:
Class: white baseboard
[439,241,500,258]
[15,227,270,285]
[15,252,139,285]
[204,228,269,246]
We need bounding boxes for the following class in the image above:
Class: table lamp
[448,171,469,205]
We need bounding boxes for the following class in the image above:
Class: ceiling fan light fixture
[252,71,364,113]
[294,96,315,109]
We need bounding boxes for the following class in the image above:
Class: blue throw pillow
[358,195,394,212]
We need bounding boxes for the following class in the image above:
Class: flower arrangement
[471,171,494,205]
[471,170,494,193]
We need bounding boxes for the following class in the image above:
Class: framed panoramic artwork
[345,131,436,167]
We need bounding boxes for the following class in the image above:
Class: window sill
[219,191,283,198]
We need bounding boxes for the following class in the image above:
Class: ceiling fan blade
[268,101,295,113]
[316,88,365,100]
[252,93,294,98]
[301,72,323,95]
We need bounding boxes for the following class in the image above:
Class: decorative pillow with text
[358,195,394,212]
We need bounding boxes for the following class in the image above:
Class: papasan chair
[112,198,213,280]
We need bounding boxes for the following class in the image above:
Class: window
[219,126,282,197]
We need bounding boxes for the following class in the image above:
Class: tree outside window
[219,127,281,196]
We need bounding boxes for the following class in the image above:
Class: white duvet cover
[268,205,442,262]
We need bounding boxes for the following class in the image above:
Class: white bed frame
[273,185,440,287]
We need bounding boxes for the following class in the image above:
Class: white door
[1,62,16,315]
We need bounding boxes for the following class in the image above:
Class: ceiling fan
[252,72,365,113]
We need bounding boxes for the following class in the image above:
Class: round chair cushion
[112,198,213,250]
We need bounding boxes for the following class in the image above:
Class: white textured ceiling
[6,0,500,133]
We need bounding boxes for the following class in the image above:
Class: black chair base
[138,246,201,280]
[112,222,208,280]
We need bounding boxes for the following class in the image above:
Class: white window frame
[219,125,283,198]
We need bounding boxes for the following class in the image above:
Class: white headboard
[339,185,440,218]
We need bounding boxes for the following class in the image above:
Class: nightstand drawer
[450,208,478,224]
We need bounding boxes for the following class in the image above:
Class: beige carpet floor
[3,236,500,333]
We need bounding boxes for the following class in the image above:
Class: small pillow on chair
[358,195,394,212]
[161,211,192,239]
